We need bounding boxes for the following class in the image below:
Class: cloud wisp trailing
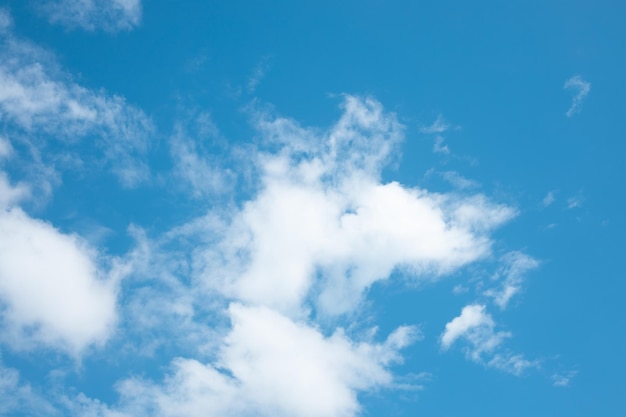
[39,0,142,32]
[0,12,153,188]
[441,304,536,375]
[564,75,591,117]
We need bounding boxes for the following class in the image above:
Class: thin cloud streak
[564,75,591,117]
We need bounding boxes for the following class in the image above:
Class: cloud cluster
[193,97,515,317]
[40,0,142,32]
[115,304,416,417]
[89,95,523,416]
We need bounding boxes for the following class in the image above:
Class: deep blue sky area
[0,1,624,416]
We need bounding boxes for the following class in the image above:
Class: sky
[0,1,624,416]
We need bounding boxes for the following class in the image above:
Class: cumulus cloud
[0,18,153,187]
[190,96,515,317]
[40,0,142,32]
[115,303,417,417]
[0,208,119,355]
[441,304,536,375]
[564,75,591,117]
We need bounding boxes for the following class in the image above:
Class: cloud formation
[484,251,539,309]
[0,19,153,187]
[564,75,591,117]
[186,97,516,318]
[441,304,536,375]
[0,208,119,355]
[115,304,417,417]
[40,0,142,32]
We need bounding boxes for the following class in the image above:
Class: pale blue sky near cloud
[0,1,624,416]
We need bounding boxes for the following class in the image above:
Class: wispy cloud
[441,304,537,375]
[567,196,583,209]
[542,190,556,207]
[420,114,449,134]
[441,171,479,189]
[433,136,450,154]
[0,362,57,416]
[484,252,539,309]
[169,113,233,198]
[0,19,153,187]
[552,370,577,387]
[247,56,272,93]
[39,0,142,32]
[564,75,591,117]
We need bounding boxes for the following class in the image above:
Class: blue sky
[0,1,624,416]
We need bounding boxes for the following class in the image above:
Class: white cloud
[567,197,582,209]
[247,56,271,93]
[433,136,450,154]
[542,190,556,207]
[170,116,232,198]
[0,208,119,355]
[441,171,479,189]
[564,75,591,117]
[552,370,577,387]
[420,114,449,134]
[115,303,417,417]
[440,304,495,350]
[0,19,153,187]
[191,96,515,316]
[484,251,539,309]
[40,0,142,32]
[440,304,536,375]
[0,136,12,159]
[0,172,30,209]
[0,8,12,34]
[0,362,57,416]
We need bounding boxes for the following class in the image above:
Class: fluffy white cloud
[115,303,417,417]
[564,75,591,117]
[40,0,142,32]
[0,208,119,355]
[440,304,536,375]
[0,21,153,187]
[440,304,496,350]
[193,96,515,316]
